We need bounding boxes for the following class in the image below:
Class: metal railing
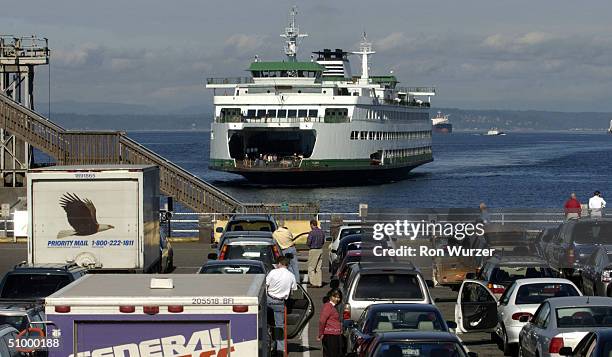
[396,86,436,94]
[206,77,254,85]
[0,92,243,213]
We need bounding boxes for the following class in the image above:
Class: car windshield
[0,315,28,331]
[556,306,612,327]
[0,274,72,299]
[369,310,446,333]
[490,266,555,285]
[200,264,265,274]
[572,222,612,244]
[515,283,580,305]
[354,274,424,300]
[226,221,274,232]
[224,244,276,267]
[373,341,467,357]
[340,228,362,238]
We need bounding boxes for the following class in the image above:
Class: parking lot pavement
[0,243,505,357]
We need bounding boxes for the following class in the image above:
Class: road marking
[301,282,311,357]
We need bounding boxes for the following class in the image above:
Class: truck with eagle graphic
[27,165,161,272]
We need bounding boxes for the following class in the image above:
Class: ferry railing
[215,116,324,124]
[206,77,254,85]
[236,158,302,169]
[396,86,436,94]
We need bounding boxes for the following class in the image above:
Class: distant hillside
[44,107,612,131]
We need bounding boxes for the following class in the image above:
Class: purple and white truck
[42,274,313,357]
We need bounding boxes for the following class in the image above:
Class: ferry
[431,111,452,134]
[205,8,435,184]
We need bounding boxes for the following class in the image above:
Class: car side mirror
[325,236,332,242]
[468,352,478,357]
[215,227,223,233]
[559,347,573,356]
[329,279,340,289]
[446,321,457,329]
[465,272,476,279]
[207,253,218,260]
[518,315,531,323]
[342,320,355,329]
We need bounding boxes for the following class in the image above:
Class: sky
[3,0,612,113]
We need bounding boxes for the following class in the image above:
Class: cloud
[53,43,104,68]
[224,34,267,55]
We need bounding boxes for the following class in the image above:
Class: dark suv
[0,263,88,299]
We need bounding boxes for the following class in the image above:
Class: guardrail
[206,77,254,85]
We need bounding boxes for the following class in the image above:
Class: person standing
[307,219,325,288]
[479,202,491,224]
[318,289,343,357]
[589,191,607,217]
[273,222,300,283]
[266,256,297,356]
[564,192,582,219]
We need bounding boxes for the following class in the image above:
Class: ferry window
[308,109,318,117]
[360,131,367,140]
[278,109,287,118]
[298,109,308,118]
[288,109,297,117]
[350,131,357,140]
[267,109,277,118]
[247,109,256,118]
[257,109,266,118]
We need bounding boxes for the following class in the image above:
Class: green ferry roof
[352,75,398,84]
[248,61,324,72]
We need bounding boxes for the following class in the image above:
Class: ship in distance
[205,7,436,184]
[431,111,452,134]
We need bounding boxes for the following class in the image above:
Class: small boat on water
[485,128,506,136]
[608,120,612,134]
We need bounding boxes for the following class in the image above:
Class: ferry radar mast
[280,6,308,62]
[352,32,376,84]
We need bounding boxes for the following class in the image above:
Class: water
[127,131,612,211]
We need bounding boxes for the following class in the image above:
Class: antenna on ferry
[352,32,376,83]
[280,6,308,62]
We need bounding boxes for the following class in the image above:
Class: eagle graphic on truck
[57,193,115,239]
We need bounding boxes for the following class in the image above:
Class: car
[454,278,581,355]
[198,259,268,274]
[0,301,46,332]
[160,236,174,273]
[0,263,88,299]
[559,329,612,357]
[216,214,278,234]
[333,250,363,285]
[208,233,282,270]
[545,218,612,279]
[344,303,457,356]
[535,227,560,259]
[580,246,612,297]
[216,231,282,254]
[330,233,364,274]
[0,324,20,357]
[433,235,480,291]
[518,296,612,357]
[358,331,477,357]
[329,225,363,272]
[472,255,557,298]
[340,262,433,321]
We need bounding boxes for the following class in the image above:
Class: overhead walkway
[0,93,243,213]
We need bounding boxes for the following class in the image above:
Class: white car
[518,296,612,357]
[454,278,582,356]
[328,225,362,273]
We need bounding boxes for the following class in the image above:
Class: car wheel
[501,326,512,356]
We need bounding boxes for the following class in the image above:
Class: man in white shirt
[589,191,607,217]
[266,256,297,355]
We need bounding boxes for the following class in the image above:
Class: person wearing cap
[273,223,300,282]
[266,256,297,356]
[589,191,607,217]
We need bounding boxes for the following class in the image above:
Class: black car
[344,303,456,356]
[330,234,363,274]
[473,256,556,297]
[357,331,476,357]
[580,246,612,296]
[535,226,560,257]
[560,329,612,357]
[0,263,87,299]
[198,259,268,274]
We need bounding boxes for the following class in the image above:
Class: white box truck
[45,274,268,357]
[27,165,160,272]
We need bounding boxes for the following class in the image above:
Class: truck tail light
[219,245,228,260]
[168,305,184,313]
[143,306,159,315]
[119,306,136,313]
[567,247,575,265]
[487,282,505,295]
[343,304,351,320]
[55,306,71,313]
[549,337,564,353]
[512,312,533,321]
[233,305,249,313]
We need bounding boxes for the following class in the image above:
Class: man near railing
[564,192,582,220]
[589,191,606,217]
[307,219,325,288]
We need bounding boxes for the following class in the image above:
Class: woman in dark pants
[318,289,343,357]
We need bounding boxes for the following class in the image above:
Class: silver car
[518,296,612,357]
[341,263,433,321]
[0,324,20,357]
[454,278,581,356]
